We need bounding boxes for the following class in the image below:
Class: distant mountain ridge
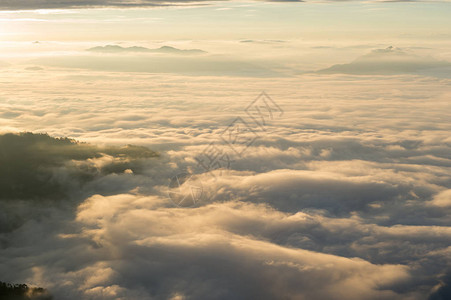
[318,46,451,76]
[87,45,206,55]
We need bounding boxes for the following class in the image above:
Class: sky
[1,2,451,41]
[0,1,450,300]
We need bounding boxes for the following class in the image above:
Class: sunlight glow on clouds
[0,64,450,298]
[0,1,450,299]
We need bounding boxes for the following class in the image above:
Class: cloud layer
[0,43,450,299]
[0,0,447,10]
[0,0,206,10]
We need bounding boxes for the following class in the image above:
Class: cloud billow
[0,63,450,299]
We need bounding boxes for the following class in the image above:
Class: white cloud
[0,52,450,299]
[428,190,451,207]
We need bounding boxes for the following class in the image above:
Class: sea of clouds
[0,43,450,299]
